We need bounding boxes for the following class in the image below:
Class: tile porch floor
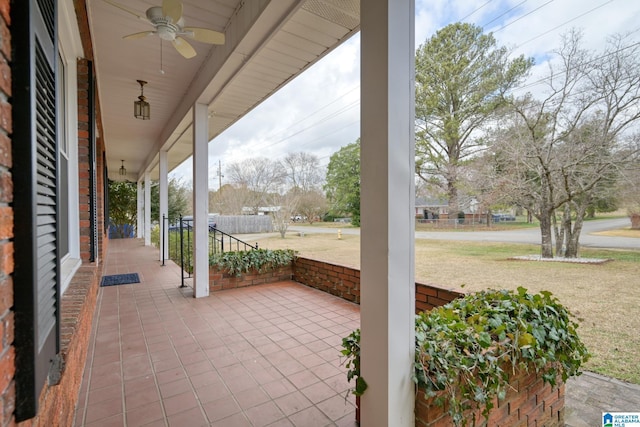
[74,239,359,427]
[74,238,640,426]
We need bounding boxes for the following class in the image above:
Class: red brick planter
[414,369,564,427]
[209,264,293,292]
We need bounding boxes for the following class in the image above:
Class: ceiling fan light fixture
[134,79,150,120]
[108,0,226,60]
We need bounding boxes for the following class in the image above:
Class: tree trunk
[539,213,554,258]
[630,213,640,230]
[552,208,566,257]
[447,182,459,222]
[564,202,588,258]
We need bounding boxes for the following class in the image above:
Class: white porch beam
[192,103,210,298]
[137,180,143,238]
[159,151,169,261]
[360,1,415,426]
[144,171,151,246]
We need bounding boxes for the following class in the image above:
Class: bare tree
[227,158,286,214]
[466,149,514,227]
[268,191,301,238]
[296,189,327,224]
[283,152,324,192]
[214,184,251,215]
[497,30,640,257]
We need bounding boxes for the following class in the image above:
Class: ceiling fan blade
[183,27,225,45]
[103,0,146,20]
[163,0,183,24]
[123,31,155,40]
[172,37,197,59]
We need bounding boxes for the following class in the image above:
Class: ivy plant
[209,249,295,277]
[414,287,590,426]
[340,287,590,426]
[340,329,368,397]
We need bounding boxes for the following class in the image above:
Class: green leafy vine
[340,329,368,396]
[341,287,590,426]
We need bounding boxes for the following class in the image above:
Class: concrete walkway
[565,371,640,426]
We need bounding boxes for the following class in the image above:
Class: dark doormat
[100,273,140,287]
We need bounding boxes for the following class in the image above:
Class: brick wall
[209,265,293,292]
[415,282,464,313]
[0,1,13,426]
[415,370,565,427]
[77,58,92,263]
[23,266,100,427]
[292,258,361,302]
[293,257,464,312]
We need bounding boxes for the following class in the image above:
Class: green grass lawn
[258,233,640,384]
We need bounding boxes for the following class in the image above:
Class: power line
[217,1,634,169]
[492,0,555,33]
[256,85,359,144]
[480,0,528,28]
[233,1,622,160]
[460,0,494,22]
[515,0,615,48]
[245,100,359,153]
[511,39,640,94]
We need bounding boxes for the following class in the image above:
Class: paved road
[286,217,639,250]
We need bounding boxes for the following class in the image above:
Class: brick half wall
[415,370,565,427]
[292,257,464,312]
[209,265,293,292]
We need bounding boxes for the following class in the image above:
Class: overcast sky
[170,0,640,188]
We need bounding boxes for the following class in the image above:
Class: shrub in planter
[209,249,295,277]
[341,287,590,427]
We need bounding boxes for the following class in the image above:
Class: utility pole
[217,159,224,191]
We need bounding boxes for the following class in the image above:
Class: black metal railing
[167,215,258,288]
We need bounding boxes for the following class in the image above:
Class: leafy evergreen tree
[324,140,360,226]
[415,22,532,216]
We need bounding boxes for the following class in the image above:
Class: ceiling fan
[104,0,225,59]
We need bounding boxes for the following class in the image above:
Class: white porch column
[192,103,210,298]
[159,151,169,261]
[360,1,415,426]
[136,180,143,238]
[144,171,151,246]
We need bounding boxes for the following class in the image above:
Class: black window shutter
[11,0,60,421]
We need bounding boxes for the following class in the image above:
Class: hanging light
[134,80,150,120]
[119,160,127,176]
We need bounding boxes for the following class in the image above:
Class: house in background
[415,197,448,219]
[415,196,485,224]
[1,1,417,426]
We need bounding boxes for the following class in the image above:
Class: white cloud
[172,0,640,186]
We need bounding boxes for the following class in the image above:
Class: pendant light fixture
[134,80,150,120]
[119,160,127,176]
